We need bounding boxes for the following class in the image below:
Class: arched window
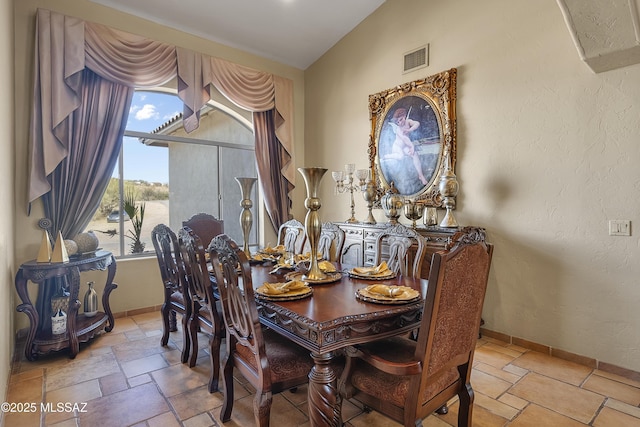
[83,89,258,257]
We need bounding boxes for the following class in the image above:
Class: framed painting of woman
[368,68,457,206]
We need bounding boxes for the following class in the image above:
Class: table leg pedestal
[308,351,342,427]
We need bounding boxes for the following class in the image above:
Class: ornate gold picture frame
[368,68,457,206]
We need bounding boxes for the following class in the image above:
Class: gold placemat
[349,262,395,279]
[355,285,420,304]
[259,244,286,255]
[348,270,396,280]
[284,271,342,285]
[255,281,313,301]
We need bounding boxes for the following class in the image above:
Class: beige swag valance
[29,9,295,227]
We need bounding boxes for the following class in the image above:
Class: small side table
[15,250,117,361]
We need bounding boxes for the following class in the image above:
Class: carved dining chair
[277,218,306,254]
[177,226,223,393]
[208,234,315,427]
[374,223,427,278]
[151,224,190,364]
[182,212,224,248]
[302,221,345,261]
[338,228,493,427]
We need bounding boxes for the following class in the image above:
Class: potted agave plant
[123,189,146,253]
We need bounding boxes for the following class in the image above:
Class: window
[84,90,258,257]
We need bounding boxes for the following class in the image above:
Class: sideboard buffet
[336,222,479,278]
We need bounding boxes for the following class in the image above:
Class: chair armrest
[346,345,422,376]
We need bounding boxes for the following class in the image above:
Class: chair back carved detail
[178,226,222,393]
[151,224,190,363]
[209,234,314,427]
[182,213,224,248]
[277,219,306,254]
[303,222,345,261]
[374,223,427,278]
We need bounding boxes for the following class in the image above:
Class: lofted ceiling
[88,0,386,70]
[557,0,640,72]
[89,0,637,73]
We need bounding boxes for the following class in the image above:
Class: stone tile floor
[3,311,640,426]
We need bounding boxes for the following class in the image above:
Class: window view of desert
[83,180,169,256]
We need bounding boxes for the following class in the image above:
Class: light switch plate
[609,220,631,236]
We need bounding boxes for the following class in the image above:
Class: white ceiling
[89,0,386,70]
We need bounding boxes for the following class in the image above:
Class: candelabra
[332,164,368,223]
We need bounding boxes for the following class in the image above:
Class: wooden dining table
[251,263,428,427]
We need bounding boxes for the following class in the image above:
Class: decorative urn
[380,182,404,225]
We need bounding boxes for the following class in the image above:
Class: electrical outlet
[609,220,631,236]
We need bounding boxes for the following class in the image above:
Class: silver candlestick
[332,164,368,223]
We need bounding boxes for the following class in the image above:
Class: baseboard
[480,327,640,383]
[113,305,161,318]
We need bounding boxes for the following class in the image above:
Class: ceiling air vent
[403,44,429,73]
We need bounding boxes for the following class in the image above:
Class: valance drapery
[29,8,295,231]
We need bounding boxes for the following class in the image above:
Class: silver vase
[380,182,403,225]
[83,281,98,317]
[403,199,424,229]
[362,179,377,224]
[235,177,257,257]
[297,167,327,281]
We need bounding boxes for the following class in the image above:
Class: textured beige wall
[12,0,303,330]
[10,0,640,376]
[305,0,640,371]
[0,0,14,404]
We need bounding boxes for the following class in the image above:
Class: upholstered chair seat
[234,328,315,388]
[346,336,459,408]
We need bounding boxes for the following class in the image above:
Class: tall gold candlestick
[298,167,327,281]
[235,177,257,257]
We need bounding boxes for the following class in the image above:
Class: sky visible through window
[120,91,183,184]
